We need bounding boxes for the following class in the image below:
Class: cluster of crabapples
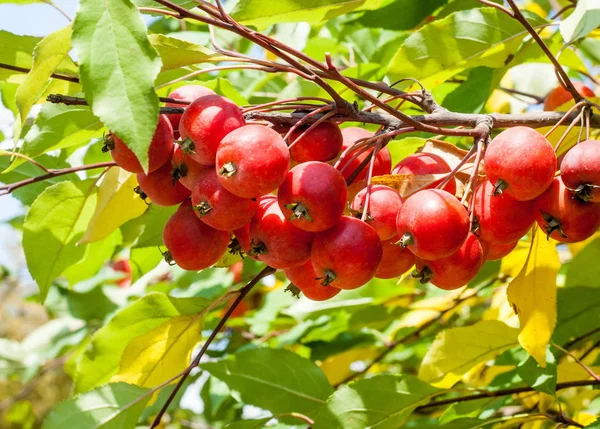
[103,84,600,301]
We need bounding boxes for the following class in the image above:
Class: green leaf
[130,247,164,282]
[72,0,162,172]
[200,348,333,417]
[231,0,387,30]
[23,180,97,302]
[149,34,222,71]
[42,382,150,429]
[0,31,41,80]
[132,204,178,248]
[442,67,497,113]
[14,26,73,141]
[0,154,76,205]
[560,0,600,44]
[313,375,439,429]
[516,348,557,396]
[387,8,545,85]
[553,287,600,345]
[74,292,213,393]
[418,320,519,388]
[45,284,119,322]
[566,237,600,287]
[225,418,273,429]
[356,0,447,30]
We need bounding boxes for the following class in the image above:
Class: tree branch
[150,266,277,428]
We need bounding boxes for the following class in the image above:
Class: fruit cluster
[105,85,600,301]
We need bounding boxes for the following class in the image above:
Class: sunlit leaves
[507,229,560,366]
[23,180,97,302]
[149,34,224,71]
[72,0,161,172]
[42,382,151,429]
[419,320,519,388]
[560,0,600,44]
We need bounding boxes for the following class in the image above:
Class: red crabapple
[278,161,347,232]
[136,160,191,206]
[338,127,392,183]
[285,260,341,301]
[480,240,518,261]
[165,85,216,137]
[179,95,245,165]
[544,82,594,111]
[249,198,313,269]
[217,125,290,198]
[534,176,600,242]
[375,240,415,279]
[288,122,343,163]
[311,216,382,289]
[414,232,483,290]
[163,201,230,270]
[396,189,469,260]
[473,180,535,244]
[171,145,210,191]
[351,184,402,240]
[484,126,556,201]
[561,140,600,202]
[108,115,173,174]
[191,169,258,231]
[392,152,456,194]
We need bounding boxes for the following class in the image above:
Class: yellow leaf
[371,173,446,198]
[318,346,380,386]
[500,238,532,278]
[111,314,202,387]
[573,413,598,427]
[418,320,519,388]
[79,167,147,244]
[507,228,559,366]
[485,89,512,114]
[483,285,519,328]
[463,361,514,388]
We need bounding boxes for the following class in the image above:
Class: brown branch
[150,266,277,428]
[0,162,117,196]
[416,379,600,411]
[0,62,79,83]
[564,327,600,349]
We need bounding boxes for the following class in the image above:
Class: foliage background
[1,0,600,428]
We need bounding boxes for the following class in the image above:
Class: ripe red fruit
[136,161,191,206]
[473,180,535,244]
[338,127,392,183]
[233,223,252,256]
[288,122,343,162]
[179,95,245,165]
[396,189,469,260]
[108,115,173,174]
[229,260,244,283]
[284,261,341,301]
[351,185,402,240]
[216,125,290,198]
[249,198,314,269]
[311,216,382,290]
[171,145,210,191]
[561,140,600,202]
[544,82,595,111]
[191,169,258,231]
[165,85,216,137]
[484,126,556,201]
[534,177,600,242]
[278,162,347,232]
[110,259,132,288]
[375,240,415,279]
[480,240,518,261]
[391,152,456,195]
[414,233,484,290]
[163,201,230,270]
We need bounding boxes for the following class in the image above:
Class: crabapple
[561,140,600,202]
[217,125,290,198]
[165,85,216,137]
[414,233,484,290]
[191,169,258,231]
[392,152,456,195]
[110,259,132,288]
[375,240,415,279]
[484,126,556,201]
[179,95,245,165]
[171,145,210,190]
[473,180,535,244]
[249,198,313,269]
[480,240,519,261]
[278,161,347,232]
[284,260,341,301]
[136,160,191,206]
[351,184,402,240]
[288,122,343,163]
[544,82,594,111]
[396,189,469,260]
[338,127,392,183]
[108,115,173,174]
[534,176,600,242]
[311,216,382,289]
[162,201,230,270]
